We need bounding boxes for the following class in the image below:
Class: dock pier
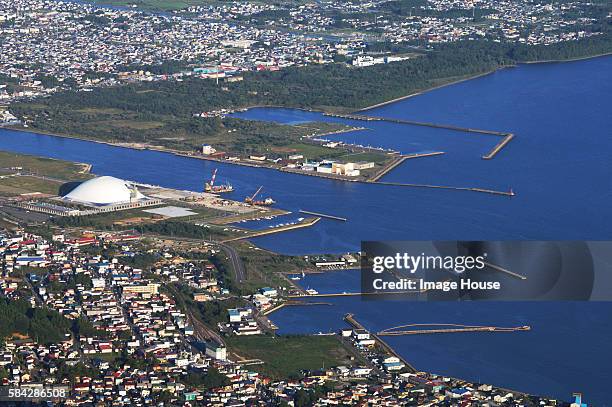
[368,151,445,182]
[377,323,531,336]
[484,261,527,280]
[299,209,347,221]
[482,133,514,159]
[323,113,515,160]
[344,313,417,373]
[287,291,413,299]
[221,217,320,242]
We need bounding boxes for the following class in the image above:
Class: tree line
[0,298,72,345]
[12,36,611,122]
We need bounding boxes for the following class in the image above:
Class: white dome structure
[63,176,146,206]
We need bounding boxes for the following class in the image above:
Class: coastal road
[215,241,246,283]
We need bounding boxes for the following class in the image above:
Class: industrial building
[310,160,375,177]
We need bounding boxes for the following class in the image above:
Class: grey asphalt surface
[216,241,246,283]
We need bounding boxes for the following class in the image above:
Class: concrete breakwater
[344,313,417,373]
[371,181,515,197]
[324,113,515,160]
[377,323,531,336]
[298,209,347,221]
[368,152,445,182]
[221,216,321,242]
[325,112,506,136]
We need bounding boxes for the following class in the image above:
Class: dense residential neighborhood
[0,0,607,103]
[0,228,584,405]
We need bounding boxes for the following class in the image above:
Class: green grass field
[0,151,93,181]
[226,335,357,379]
[337,151,392,164]
[0,151,94,196]
[281,143,346,161]
[0,176,63,196]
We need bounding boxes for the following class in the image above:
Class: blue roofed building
[571,393,588,407]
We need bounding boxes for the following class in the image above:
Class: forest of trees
[0,298,72,344]
[13,40,510,116]
[287,383,336,407]
[73,316,108,339]
[182,367,231,390]
[135,221,222,240]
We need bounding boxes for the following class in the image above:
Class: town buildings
[0,0,603,103]
[0,228,579,405]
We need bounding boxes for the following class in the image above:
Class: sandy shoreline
[520,51,612,64]
[356,68,506,112]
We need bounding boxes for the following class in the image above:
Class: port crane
[245,186,263,204]
[205,168,233,193]
[245,186,275,206]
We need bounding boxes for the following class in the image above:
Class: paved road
[23,275,44,306]
[216,241,246,283]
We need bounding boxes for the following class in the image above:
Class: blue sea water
[3,59,612,254]
[232,58,612,254]
[270,270,612,405]
[1,56,611,404]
